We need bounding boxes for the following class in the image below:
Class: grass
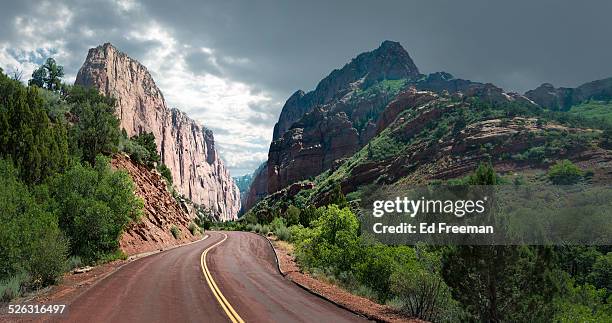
[0,272,29,302]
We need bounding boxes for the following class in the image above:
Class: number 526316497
[8,304,66,315]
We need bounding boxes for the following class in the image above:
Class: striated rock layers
[263,41,534,196]
[264,41,421,196]
[76,43,239,220]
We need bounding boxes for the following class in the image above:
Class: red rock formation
[75,43,239,220]
[112,155,200,255]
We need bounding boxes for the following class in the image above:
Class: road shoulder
[268,236,422,323]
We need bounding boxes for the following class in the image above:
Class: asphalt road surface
[36,231,367,323]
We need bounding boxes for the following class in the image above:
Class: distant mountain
[244,40,612,213]
[525,78,612,110]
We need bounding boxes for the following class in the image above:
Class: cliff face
[243,161,268,211]
[75,43,239,220]
[272,40,420,141]
[263,41,535,197]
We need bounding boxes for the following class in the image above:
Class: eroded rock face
[525,78,612,110]
[76,43,239,220]
[272,40,420,141]
[244,162,268,211]
[112,155,199,255]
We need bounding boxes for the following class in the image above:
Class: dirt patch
[270,238,424,323]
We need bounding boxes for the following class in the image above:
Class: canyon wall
[75,43,239,220]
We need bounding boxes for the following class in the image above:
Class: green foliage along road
[0,63,145,301]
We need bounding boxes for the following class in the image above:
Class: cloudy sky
[1,0,612,175]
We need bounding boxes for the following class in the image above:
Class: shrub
[157,164,173,184]
[0,272,29,302]
[0,159,67,285]
[286,205,300,226]
[253,223,263,234]
[122,139,149,164]
[390,262,458,322]
[275,226,292,241]
[67,256,83,270]
[48,156,143,263]
[260,225,270,235]
[188,222,200,235]
[548,159,584,184]
[170,225,181,239]
[270,217,286,232]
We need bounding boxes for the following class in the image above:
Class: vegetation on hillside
[0,62,146,301]
[241,163,612,321]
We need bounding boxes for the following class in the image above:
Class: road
[41,231,367,323]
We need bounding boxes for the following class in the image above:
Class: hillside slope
[112,154,200,255]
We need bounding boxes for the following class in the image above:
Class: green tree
[285,204,300,226]
[328,183,348,208]
[0,159,68,286]
[0,71,69,184]
[67,86,121,164]
[47,156,143,262]
[130,132,160,167]
[157,164,173,184]
[548,159,584,185]
[299,205,320,227]
[28,58,64,92]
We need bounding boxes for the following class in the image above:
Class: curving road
[39,231,367,323]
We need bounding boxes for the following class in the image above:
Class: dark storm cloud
[2,0,612,175]
[140,0,612,94]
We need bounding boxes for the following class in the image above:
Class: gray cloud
[2,0,612,176]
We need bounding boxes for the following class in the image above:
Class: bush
[0,159,68,285]
[0,272,29,302]
[157,164,173,185]
[188,222,200,235]
[122,139,149,164]
[67,256,83,270]
[275,226,292,241]
[260,225,270,235]
[48,156,143,262]
[390,262,459,322]
[170,225,181,239]
[270,217,286,232]
[548,159,584,184]
[286,205,300,226]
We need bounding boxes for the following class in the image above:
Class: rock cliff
[75,43,239,220]
[262,41,535,197]
[271,40,420,141]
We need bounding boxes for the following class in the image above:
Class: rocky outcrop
[262,41,537,198]
[244,162,268,211]
[525,77,612,110]
[268,108,360,193]
[272,40,421,140]
[75,43,239,220]
[112,155,200,255]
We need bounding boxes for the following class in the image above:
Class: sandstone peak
[75,43,240,220]
[272,40,420,140]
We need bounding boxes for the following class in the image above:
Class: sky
[1,0,612,176]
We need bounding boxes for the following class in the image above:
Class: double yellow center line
[200,233,245,323]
